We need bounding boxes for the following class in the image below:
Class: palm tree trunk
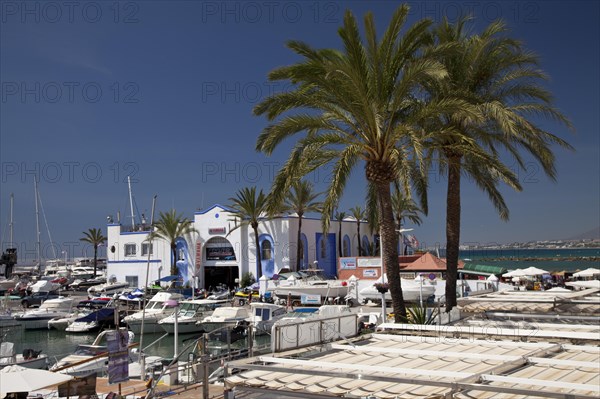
[295,215,303,272]
[356,222,362,256]
[445,155,462,312]
[93,245,98,277]
[253,225,262,278]
[375,181,407,321]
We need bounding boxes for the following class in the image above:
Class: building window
[142,243,153,256]
[343,236,350,257]
[124,244,136,256]
[261,240,272,260]
[320,238,327,258]
[125,275,138,287]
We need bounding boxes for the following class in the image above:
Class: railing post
[202,334,209,399]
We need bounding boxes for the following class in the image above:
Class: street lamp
[416,273,424,307]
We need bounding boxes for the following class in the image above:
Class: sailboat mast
[128,176,136,230]
[9,193,14,247]
[34,180,41,263]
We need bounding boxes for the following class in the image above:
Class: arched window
[299,240,304,260]
[261,240,272,260]
[343,235,351,257]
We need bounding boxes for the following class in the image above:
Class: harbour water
[0,323,266,369]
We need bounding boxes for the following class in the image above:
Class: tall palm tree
[427,18,573,310]
[283,181,322,271]
[334,211,347,257]
[253,6,455,321]
[228,187,268,278]
[80,228,106,278]
[391,188,423,255]
[349,206,365,256]
[149,210,197,276]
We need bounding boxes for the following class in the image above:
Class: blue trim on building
[108,259,162,264]
[120,231,152,235]
[194,203,235,215]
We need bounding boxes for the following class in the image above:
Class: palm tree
[283,181,322,271]
[334,211,347,257]
[228,187,268,278]
[391,188,423,255]
[80,228,106,278]
[427,18,573,310]
[149,210,197,276]
[348,206,365,256]
[254,5,453,321]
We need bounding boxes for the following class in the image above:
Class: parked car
[21,291,61,308]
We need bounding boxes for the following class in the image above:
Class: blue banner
[107,329,130,384]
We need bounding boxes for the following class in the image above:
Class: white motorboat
[270,272,351,301]
[50,329,135,376]
[87,280,130,298]
[48,298,111,331]
[65,305,116,333]
[158,299,228,334]
[249,302,287,335]
[15,297,74,330]
[359,276,435,303]
[123,291,185,334]
[0,342,48,370]
[199,307,250,333]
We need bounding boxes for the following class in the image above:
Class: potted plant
[374,282,389,294]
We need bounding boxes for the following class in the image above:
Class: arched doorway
[203,236,238,290]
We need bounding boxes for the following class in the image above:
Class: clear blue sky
[1,1,598,262]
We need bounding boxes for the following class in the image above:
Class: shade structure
[0,365,73,397]
[567,280,600,290]
[502,269,525,278]
[573,267,600,278]
[520,266,549,276]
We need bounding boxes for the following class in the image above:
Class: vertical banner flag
[107,329,130,384]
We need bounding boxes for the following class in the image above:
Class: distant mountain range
[566,226,600,241]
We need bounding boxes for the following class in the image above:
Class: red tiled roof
[401,252,465,271]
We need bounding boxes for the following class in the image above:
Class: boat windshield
[147,301,162,310]
[178,302,217,317]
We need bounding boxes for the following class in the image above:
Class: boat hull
[359,284,435,302]
[272,285,349,299]
[126,319,164,334]
[159,319,202,334]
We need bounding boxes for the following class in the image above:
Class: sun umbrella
[0,365,74,397]
[520,266,549,276]
[573,267,600,278]
[502,269,524,278]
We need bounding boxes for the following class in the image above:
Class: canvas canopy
[0,365,73,396]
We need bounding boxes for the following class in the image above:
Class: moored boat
[15,297,74,330]
[123,291,185,334]
[50,329,135,376]
[199,306,250,333]
[158,299,228,334]
[0,342,48,370]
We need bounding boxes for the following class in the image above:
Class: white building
[106,204,378,289]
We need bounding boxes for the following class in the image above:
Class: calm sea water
[0,325,265,369]
[445,247,600,271]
